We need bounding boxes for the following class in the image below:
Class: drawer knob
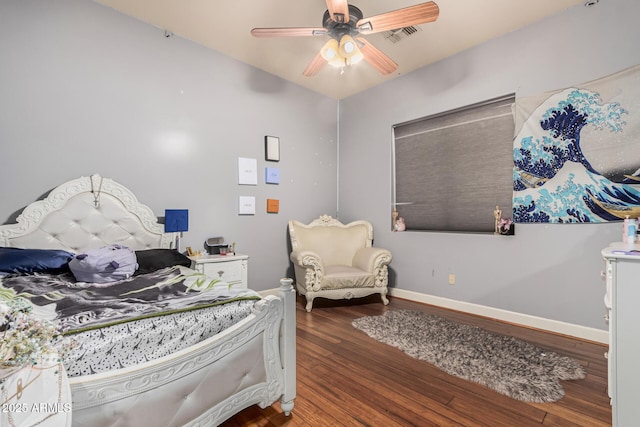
[217,270,224,277]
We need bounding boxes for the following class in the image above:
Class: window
[393,95,515,232]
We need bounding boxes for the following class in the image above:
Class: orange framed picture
[267,198,279,213]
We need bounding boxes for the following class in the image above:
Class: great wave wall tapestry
[512,64,640,223]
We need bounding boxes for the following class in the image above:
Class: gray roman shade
[393,95,515,232]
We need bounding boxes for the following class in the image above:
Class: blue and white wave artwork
[513,88,640,223]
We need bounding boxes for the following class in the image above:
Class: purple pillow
[69,245,137,283]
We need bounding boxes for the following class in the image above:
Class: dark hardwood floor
[221,294,611,426]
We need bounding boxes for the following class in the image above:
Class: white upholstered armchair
[288,215,392,312]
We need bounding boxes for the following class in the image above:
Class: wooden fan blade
[303,52,327,77]
[326,0,350,23]
[357,1,439,34]
[356,37,398,75]
[251,27,327,37]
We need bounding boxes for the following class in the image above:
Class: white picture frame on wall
[238,196,256,215]
[238,157,258,185]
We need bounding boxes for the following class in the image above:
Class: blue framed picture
[265,167,280,184]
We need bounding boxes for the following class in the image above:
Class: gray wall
[338,0,640,330]
[2,0,638,331]
[0,0,338,291]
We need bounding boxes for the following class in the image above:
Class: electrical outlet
[448,274,455,285]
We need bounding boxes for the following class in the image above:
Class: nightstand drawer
[189,254,249,288]
[202,259,242,282]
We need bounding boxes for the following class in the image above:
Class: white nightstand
[189,254,249,289]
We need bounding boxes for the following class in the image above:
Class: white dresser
[189,254,249,289]
[602,243,640,427]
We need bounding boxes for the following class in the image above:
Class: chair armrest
[290,249,325,291]
[353,247,392,287]
[290,249,324,271]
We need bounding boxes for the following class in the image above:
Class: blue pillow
[0,247,75,274]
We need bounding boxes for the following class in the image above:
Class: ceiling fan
[251,0,439,77]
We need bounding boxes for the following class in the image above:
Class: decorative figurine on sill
[395,216,406,232]
[392,208,399,231]
[498,218,513,235]
[493,205,502,234]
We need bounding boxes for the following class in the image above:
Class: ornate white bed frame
[0,175,296,426]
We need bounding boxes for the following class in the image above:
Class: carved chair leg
[381,292,389,305]
[305,296,314,312]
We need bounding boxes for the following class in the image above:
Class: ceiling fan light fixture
[320,38,340,61]
[348,49,364,65]
[339,35,357,56]
[338,34,363,66]
[328,57,346,68]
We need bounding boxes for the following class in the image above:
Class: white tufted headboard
[0,175,176,253]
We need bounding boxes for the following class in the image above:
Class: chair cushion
[322,265,374,290]
[293,224,369,266]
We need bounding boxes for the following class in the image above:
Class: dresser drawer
[604,263,613,309]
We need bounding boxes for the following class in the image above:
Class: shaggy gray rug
[352,309,586,403]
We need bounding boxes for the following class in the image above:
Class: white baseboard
[388,288,608,344]
[263,286,608,344]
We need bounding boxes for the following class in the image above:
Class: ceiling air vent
[383,25,422,44]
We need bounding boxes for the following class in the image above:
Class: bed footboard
[70,278,296,426]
